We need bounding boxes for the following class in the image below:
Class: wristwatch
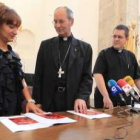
[27,99,36,104]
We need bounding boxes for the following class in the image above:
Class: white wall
[1,0,99,106]
[1,0,99,72]
[138,1,140,60]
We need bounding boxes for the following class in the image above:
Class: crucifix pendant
[58,67,64,78]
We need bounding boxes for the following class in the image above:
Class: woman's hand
[26,102,45,115]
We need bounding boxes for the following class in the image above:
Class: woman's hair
[0,4,21,27]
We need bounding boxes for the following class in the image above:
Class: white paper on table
[0,115,22,121]
[0,112,77,132]
[25,112,77,125]
[67,109,112,119]
[127,104,140,108]
[0,116,50,133]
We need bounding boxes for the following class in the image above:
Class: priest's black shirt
[93,46,140,108]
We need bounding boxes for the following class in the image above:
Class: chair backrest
[24,73,34,86]
[28,86,33,95]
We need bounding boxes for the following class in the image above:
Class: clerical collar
[59,35,72,42]
[112,46,123,53]
[118,49,122,53]
[63,37,68,41]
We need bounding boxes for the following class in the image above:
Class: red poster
[10,117,38,125]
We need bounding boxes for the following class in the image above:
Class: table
[0,107,140,140]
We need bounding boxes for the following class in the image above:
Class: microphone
[117,79,139,103]
[124,76,140,97]
[108,80,126,104]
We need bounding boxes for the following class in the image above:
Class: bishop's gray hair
[55,6,74,20]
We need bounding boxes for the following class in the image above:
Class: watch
[27,99,36,104]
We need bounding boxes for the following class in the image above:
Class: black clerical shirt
[50,35,72,112]
[93,46,140,108]
[56,35,72,87]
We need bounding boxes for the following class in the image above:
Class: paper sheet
[0,112,77,132]
[67,109,112,119]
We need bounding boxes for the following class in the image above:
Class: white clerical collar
[118,49,122,53]
[63,37,68,41]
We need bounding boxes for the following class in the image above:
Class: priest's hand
[74,99,87,114]
[103,96,113,109]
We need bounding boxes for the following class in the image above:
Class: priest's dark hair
[55,6,74,20]
[114,24,129,38]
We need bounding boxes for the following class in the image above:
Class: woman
[0,4,43,116]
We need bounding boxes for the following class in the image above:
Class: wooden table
[0,107,140,140]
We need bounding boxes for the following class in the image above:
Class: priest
[32,6,93,113]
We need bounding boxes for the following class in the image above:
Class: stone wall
[98,0,139,53]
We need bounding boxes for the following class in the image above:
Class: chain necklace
[58,43,71,78]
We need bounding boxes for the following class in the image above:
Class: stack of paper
[0,112,77,132]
